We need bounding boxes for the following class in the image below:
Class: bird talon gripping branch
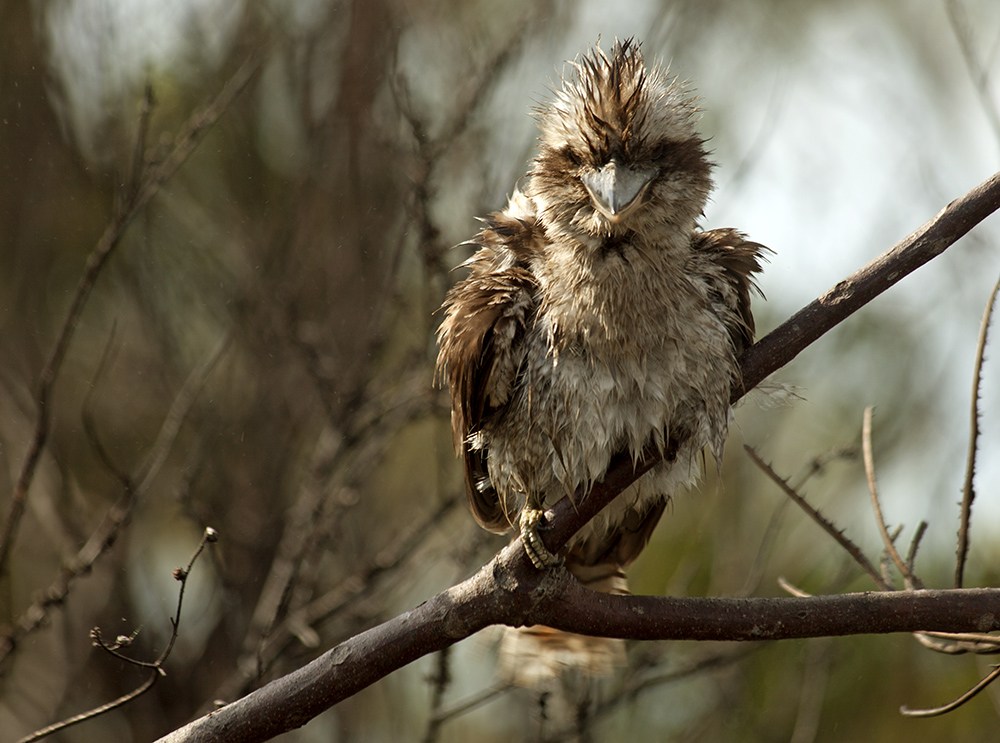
[518,507,561,570]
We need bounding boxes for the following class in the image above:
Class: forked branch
[19,529,218,743]
[155,172,1000,742]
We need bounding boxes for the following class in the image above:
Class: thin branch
[19,671,162,743]
[0,338,228,666]
[906,520,929,577]
[789,445,859,491]
[778,577,813,598]
[913,631,1000,655]
[862,407,913,586]
[900,664,1000,718]
[733,170,1000,399]
[0,51,263,579]
[738,446,858,598]
[18,528,218,743]
[81,323,132,487]
[91,628,162,667]
[211,493,461,705]
[135,335,231,490]
[956,274,1000,587]
[157,172,1000,742]
[596,646,760,716]
[861,405,923,590]
[543,645,763,742]
[745,446,888,590]
[233,372,437,683]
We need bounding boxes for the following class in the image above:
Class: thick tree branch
[159,537,1000,743]
[157,172,1000,742]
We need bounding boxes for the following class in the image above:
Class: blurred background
[1,0,1000,741]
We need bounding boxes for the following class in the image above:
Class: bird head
[527,39,712,248]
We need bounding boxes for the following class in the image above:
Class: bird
[435,38,766,685]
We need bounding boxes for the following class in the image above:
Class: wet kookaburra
[436,39,765,683]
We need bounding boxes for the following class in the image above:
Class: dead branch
[18,528,218,743]
[956,274,999,587]
[210,492,461,706]
[0,51,264,580]
[900,664,1000,718]
[745,445,888,590]
[862,407,921,589]
[733,170,1000,399]
[152,171,1000,742]
[0,338,228,666]
[429,683,512,727]
[542,645,762,742]
[157,553,1000,743]
[914,631,1000,655]
[758,363,1000,714]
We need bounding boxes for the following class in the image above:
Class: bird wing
[435,213,538,532]
[691,228,768,356]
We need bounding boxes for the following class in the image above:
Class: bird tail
[498,496,666,687]
[498,560,629,687]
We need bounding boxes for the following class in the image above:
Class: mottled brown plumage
[436,39,766,684]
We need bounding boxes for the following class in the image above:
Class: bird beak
[581,160,656,224]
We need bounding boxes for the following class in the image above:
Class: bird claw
[519,507,561,570]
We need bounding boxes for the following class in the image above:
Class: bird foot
[519,507,561,570]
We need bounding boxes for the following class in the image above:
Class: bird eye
[560,147,583,167]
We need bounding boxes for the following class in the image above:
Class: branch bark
[160,542,1000,743]
[157,170,1000,742]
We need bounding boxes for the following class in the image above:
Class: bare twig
[734,170,1000,399]
[906,520,929,577]
[778,577,813,598]
[745,446,889,590]
[18,528,218,743]
[0,338,228,666]
[738,446,858,598]
[597,646,760,716]
[135,335,231,489]
[956,274,999,587]
[789,446,859,491]
[81,322,131,486]
[0,51,263,579]
[235,371,437,680]
[862,407,913,586]
[913,631,1000,655]
[211,493,461,706]
[900,664,1000,718]
[541,645,763,742]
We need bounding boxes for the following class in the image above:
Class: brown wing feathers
[692,228,767,357]
[435,213,538,530]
